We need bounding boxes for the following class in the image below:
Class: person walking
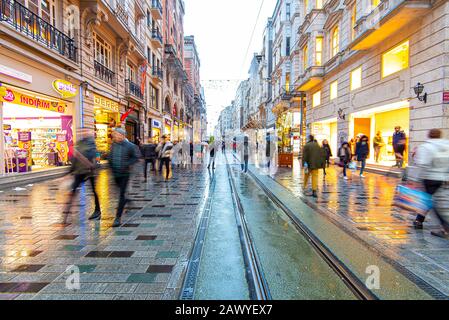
[156,135,174,180]
[241,136,250,173]
[190,141,194,164]
[302,135,325,198]
[338,142,352,180]
[393,126,407,168]
[322,139,332,176]
[108,128,140,227]
[413,129,449,237]
[355,135,370,178]
[373,131,385,163]
[63,128,101,221]
[141,137,157,179]
[222,139,226,153]
[207,139,216,170]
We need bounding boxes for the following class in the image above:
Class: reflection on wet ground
[231,165,355,299]
[0,165,209,300]
[254,158,449,296]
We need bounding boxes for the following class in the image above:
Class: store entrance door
[126,121,137,144]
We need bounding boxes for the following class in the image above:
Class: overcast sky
[184,0,277,136]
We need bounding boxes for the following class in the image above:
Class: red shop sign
[443,92,449,104]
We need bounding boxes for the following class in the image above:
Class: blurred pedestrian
[222,139,226,153]
[373,131,385,163]
[108,128,140,227]
[355,135,370,178]
[141,137,157,179]
[241,136,250,173]
[338,142,352,180]
[322,139,332,176]
[156,135,174,180]
[63,128,101,221]
[190,142,194,164]
[393,126,407,168]
[207,138,216,170]
[413,129,449,237]
[302,135,325,198]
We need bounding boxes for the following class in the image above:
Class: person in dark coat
[322,139,332,176]
[190,142,194,164]
[338,142,352,180]
[393,126,407,168]
[241,136,250,173]
[302,135,325,198]
[63,128,101,221]
[355,135,370,178]
[141,137,157,179]
[108,128,140,227]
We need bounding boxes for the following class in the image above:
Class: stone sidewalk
[253,159,449,297]
[0,164,209,300]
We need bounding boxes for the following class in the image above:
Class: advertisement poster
[17,132,31,168]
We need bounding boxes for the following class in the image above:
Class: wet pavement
[0,164,209,300]
[252,158,449,297]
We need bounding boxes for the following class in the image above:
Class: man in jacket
[393,126,407,168]
[302,135,325,198]
[413,129,449,238]
[108,128,140,227]
[141,137,157,179]
[64,128,101,221]
[156,135,174,180]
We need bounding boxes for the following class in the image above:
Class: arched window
[331,26,339,57]
[164,97,171,113]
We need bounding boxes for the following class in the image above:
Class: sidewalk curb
[0,163,110,190]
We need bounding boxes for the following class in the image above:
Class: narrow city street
[0,153,447,300]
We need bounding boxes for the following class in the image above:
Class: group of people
[302,128,449,239]
[301,135,371,197]
[64,128,190,228]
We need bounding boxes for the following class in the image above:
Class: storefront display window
[350,101,410,167]
[0,86,74,173]
[312,119,338,157]
[94,94,119,158]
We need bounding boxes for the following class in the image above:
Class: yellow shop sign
[52,79,77,98]
[0,88,67,113]
[94,94,119,113]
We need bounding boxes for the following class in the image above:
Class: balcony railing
[125,79,144,100]
[151,0,163,16]
[151,28,162,44]
[94,60,116,85]
[114,0,129,27]
[0,0,77,63]
[152,67,163,79]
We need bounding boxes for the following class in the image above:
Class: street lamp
[414,83,427,104]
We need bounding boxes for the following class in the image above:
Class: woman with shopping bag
[413,129,449,238]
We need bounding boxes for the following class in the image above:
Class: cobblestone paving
[261,159,449,296]
[0,165,209,300]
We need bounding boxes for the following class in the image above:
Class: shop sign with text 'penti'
[52,80,77,98]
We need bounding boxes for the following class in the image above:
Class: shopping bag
[432,185,449,226]
[348,161,357,171]
[394,185,433,215]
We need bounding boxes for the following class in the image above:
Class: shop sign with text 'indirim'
[0,88,66,113]
[52,80,77,98]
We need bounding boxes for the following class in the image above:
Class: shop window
[315,37,323,66]
[312,91,321,107]
[382,40,409,78]
[372,0,381,8]
[350,67,362,91]
[316,0,323,9]
[330,81,338,100]
[303,45,308,71]
[304,0,308,15]
[331,26,339,57]
[93,32,112,69]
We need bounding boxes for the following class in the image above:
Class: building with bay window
[295,0,448,169]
